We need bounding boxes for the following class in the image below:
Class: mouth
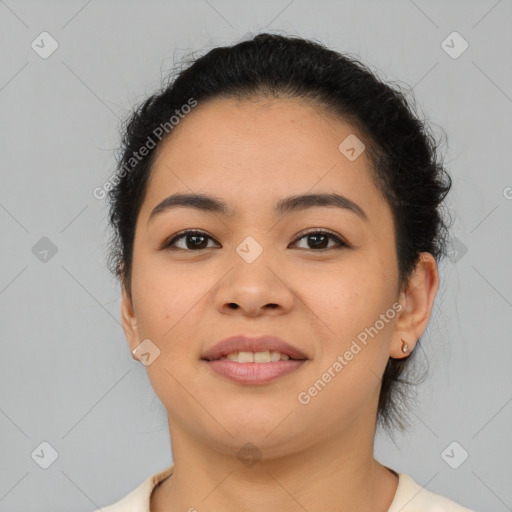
[201,334,308,361]
[215,350,299,362]
[201,335,308,385]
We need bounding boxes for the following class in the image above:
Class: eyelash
[162,229,349,252]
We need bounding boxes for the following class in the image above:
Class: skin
[120,96,439,512]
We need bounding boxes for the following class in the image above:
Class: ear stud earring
[401,339,409,353]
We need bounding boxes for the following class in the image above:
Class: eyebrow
[148,192,368,223]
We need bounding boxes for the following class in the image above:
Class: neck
[151,413,398,512]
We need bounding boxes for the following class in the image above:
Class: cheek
[305,262,397,387]
[296,294,395,430]
[131,256,205,341]
[130,263,203,408]
[301,261,391,336]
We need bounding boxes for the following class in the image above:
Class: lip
[201,334,308,361]
[201,334,308,385]
[205,359,305,385]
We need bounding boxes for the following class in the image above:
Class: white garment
[93,465,475,512]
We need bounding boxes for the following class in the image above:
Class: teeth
[221,351,291,363]
[238,351,254,363]
[270,351,281,362]
[253,351,271,363]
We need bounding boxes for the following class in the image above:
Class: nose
[214,249,295,318]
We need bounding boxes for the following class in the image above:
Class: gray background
[1,0,511,510]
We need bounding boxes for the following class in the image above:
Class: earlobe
[389,337,413,360]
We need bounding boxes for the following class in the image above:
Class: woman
[95,33,474,511]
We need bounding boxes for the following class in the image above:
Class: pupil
[309,234,327,249]
[189,234,207,249]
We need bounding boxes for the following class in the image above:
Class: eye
[162,230,219,251]
[291,229,348,251]
[162,228,349,252]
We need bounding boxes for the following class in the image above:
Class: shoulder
[90,465,174,512]
[388,473,475,512]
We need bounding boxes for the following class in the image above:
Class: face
[121,96,430,457]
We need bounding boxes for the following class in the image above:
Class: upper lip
[201,335,308,361]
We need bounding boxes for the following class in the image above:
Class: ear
[121,282,141,361]
[390,252,440,359]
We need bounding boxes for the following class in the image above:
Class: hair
[107,32,452,434]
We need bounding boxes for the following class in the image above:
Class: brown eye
[163,230,219,251]
[292,230,348,251]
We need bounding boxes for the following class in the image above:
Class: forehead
[140,96,390,225]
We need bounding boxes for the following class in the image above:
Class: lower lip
[204,359,306,384]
